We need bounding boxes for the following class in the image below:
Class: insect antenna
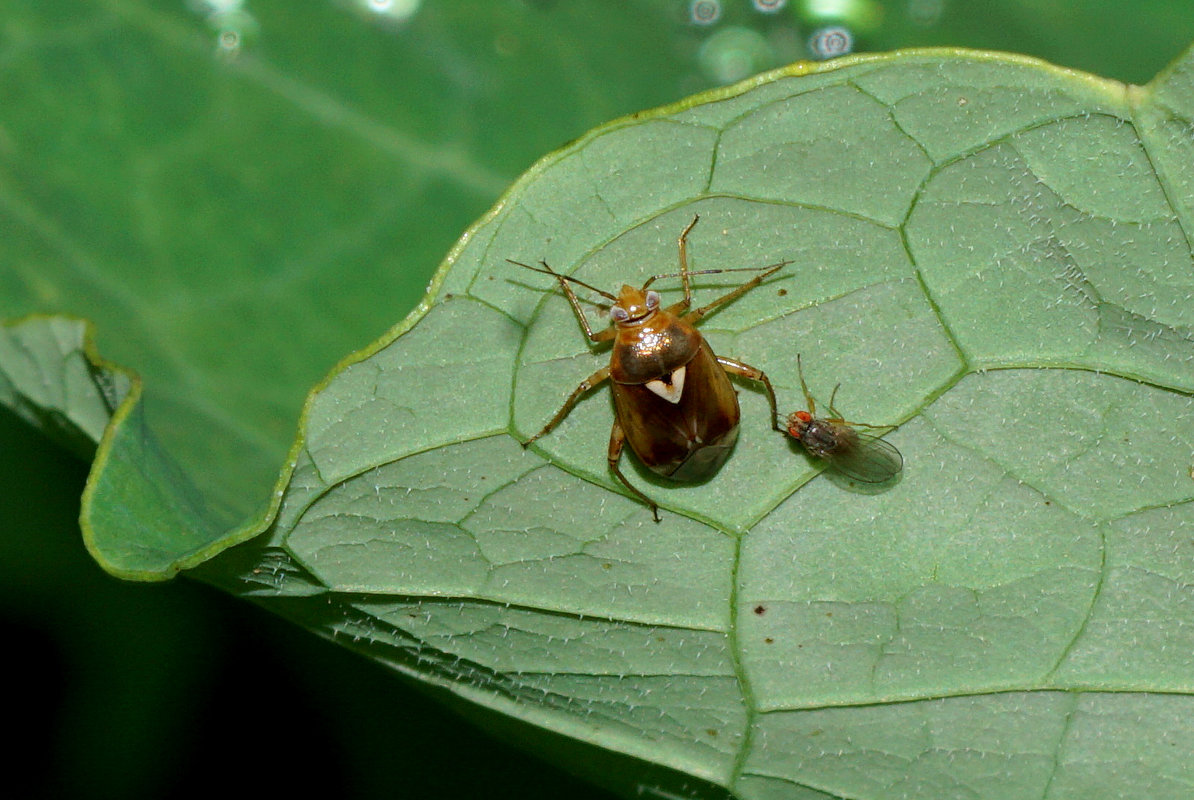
[507,259,618,301]
[641,261,792,289]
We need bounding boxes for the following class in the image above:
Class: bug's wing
[828,429,903,483]
[612,341,740,481]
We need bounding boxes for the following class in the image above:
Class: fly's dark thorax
[802,420,858,458]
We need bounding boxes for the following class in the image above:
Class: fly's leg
[796,353,817,416]
[717,357,780,431]
[827,383,842,421]
[608,420,661,522]
[826,375,890,431]
[524,366,611,446]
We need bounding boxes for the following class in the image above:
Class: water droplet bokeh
[752,0,789,13]
[689,0,723,26]
[808,25,854,59]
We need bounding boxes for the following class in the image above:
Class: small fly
[783,354,903,483]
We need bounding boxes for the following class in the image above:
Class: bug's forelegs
[683,259,789,325]
[523,366,611,446]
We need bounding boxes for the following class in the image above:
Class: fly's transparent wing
[823,427,903,483]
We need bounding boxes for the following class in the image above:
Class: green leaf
[0,316,130,458]
[176,45,1194,798]
[7,4,1194,797]
[0,0,746,582]
[6,4,1194,792]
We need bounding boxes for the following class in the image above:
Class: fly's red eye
[786,354,903,484]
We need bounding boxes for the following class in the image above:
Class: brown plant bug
[511,215,788,521]
[783,354,903,483]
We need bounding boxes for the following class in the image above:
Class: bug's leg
[554,278,615,344]
[509,258,616,343]
[608,420,661,522]
[683,259,790,326]
[717,357,780,431]
[524,366,611,446]
[545,266,615,343]
[675,214,701,312]
[649,268,785,315]
[796,353,817,417]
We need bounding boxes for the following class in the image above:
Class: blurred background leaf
[3,1,1194,797]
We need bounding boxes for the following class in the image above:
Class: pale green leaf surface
[188,46,1194,798]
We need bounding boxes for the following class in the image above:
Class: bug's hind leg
[608,420,661,522]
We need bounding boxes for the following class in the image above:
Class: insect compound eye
[610,306,630,323]
[645,290,661,310]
